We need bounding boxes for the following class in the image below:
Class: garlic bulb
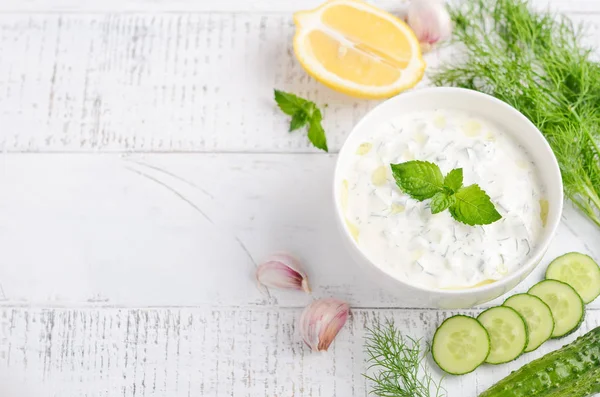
[256,252,310,293]
[406,0,452,52]
[300,298,350,351]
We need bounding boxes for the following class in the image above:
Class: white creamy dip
[340,109,547,289]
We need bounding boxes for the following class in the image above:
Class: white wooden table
[0,0,599,395]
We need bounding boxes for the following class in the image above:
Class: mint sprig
[274,89,328,152]
[390,160,502,226]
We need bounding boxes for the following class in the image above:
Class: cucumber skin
[545,252,600,304]
[477,306,529,365]
[503,293,554,353]
[544,366,600,397]
[528,279,585,339]
[551,308,585,339]
[479,326,600,397]
[432,314,491,376]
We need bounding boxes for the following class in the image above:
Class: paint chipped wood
[0,12,598,153]
[0,308,599,397]
[0,0,599,13]
[0,154,597,308]
[0,0,599,396]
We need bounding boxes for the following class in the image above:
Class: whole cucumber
[479,327,600,397]
[543,366,600,396]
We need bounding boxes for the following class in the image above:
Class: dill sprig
[431,0,600,227]
[364,320,445,397]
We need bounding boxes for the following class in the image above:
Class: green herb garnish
[364,320,446,397]
[274,89,328,152]
[390,161,502,225]
[431,0,600,228]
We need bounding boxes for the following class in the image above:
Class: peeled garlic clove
[300,298,350,352]
[406,0,452,52]
[256,253,310,293]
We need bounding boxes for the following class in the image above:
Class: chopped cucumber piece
[477,306,528,364]
[546,252,600,304]
[529,279,584,338]
[432,315,490,375]
[503,293,554,352]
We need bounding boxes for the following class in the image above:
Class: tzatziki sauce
[340,109,546,289]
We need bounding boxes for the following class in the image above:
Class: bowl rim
[333,86,564,296]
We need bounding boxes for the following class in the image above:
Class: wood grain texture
[0,307,598,397]
[0,11,598,153]
[0,154,597,307]
[0,1,599,395]
[0,0,599,13]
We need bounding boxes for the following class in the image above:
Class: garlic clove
[256,252,310,293]
[406,0,452,52]
[300,298,350,352]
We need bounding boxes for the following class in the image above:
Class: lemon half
[293,0,426,99]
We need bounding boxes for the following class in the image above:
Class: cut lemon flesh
[293,0,426,98]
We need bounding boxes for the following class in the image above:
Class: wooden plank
[0,0,599,13]
[0,307,599,397]
[0,12,598,153]
[0,153,598,307]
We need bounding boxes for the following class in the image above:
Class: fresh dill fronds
[431,0,600,228]
[364,320,445,397]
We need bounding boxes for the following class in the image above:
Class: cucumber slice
[529,279,585,338]
[545,252,600,304]
[432,315,490,375]
[503,293,554,352]
[477,306,528,364]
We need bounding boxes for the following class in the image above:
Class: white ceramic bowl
[333,87,563,309]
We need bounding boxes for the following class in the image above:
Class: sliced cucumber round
[503,293,554,352]
[477,306,528,364]
[432,315,490,375]
[545,252,600,304]
[529,279,585,338]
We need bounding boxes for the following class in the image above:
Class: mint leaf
[390,161,444,200]
[274,89,328,152]
[307,109,328,152]
[430,191,456,214]
[274,89,308,115]
[303,102,318,119]
[449,184,502,225]
[444,168,463,192]
[289,112,308,131]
